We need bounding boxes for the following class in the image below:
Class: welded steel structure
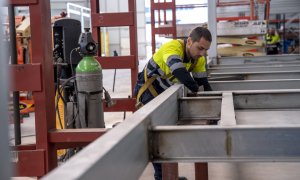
[43,84,300,180]
[6,0,300,179]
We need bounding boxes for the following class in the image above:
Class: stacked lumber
[217,20,267,57]
[217,37,266,57]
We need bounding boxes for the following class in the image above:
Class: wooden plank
[218,37,265,47]
[218,46,265,57]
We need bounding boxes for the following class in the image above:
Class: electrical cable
[70,48,81,128]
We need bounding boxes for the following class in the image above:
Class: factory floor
[10,59,300,180]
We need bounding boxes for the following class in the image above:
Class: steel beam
[210,79,300,91]
[208,65,300,73]
[151,125,300,162]
[42,85,183,180]
[9,64,42,91]
[209,71,300,81]
[209,62,300,68]
[218,54,300,65]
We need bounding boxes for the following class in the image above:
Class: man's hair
[189,27,212,42]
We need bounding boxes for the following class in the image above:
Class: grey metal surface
[218,54,300,65]
[210,79,300,91]
[42,85,183,180]
[208,65,300,73]
[209,71,300,80]
[210,61,300,68]
[207,0,217,64]
[151,125,300,162]
[0,1,12,179]
[152,90,300,162]
[179,97,222,120]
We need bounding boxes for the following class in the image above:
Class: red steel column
[128,0,138,94]
[195,163,209,180]
[29,0,57,172]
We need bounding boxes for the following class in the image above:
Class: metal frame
[90,0,138,112]
[216,54,300,65]
[8,0,106,177]
[216,0,256,21]
[209,71,300,80]
[150,0,176,54]
[208,64,300,73]
[43,85,300,180]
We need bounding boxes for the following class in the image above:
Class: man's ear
[187,37,192,47]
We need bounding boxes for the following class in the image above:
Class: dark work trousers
[134,72,163,180]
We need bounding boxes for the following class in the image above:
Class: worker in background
[266,28,281,55]
[134,27,212,180]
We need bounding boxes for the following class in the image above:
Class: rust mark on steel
[226,130,232,157]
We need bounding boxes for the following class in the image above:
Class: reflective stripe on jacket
[146,39,207,90]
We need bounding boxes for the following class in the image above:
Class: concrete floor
[9,58,300,179]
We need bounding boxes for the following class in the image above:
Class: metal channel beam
[209,71,300,81]
[208,65,300,73]
[42,85,183,180]
[232,90,300,109]
[218,54,300,65]
[209,61,300,68]
[151,125,300,162]
[210,79,300,91]
[152,90,300,162]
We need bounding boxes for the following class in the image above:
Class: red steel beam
[153,27,176,35]
[95,56,136,69]
[7,0,38,6]
[162,163,178,180]
[195,163,208,180]
[103,98,136,112]
[90,0,100,48]
[11,144,36,151]
[92,12,134,27]
[49,129,107,149]
[152,2,174,10]
[128,0,138,95]
[9,64,41,91]
[29,0,57,173]
[12,149,45,177]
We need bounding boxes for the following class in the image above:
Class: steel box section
[209,71,300,81]
[209,62,300,68]
[151,126,300,162]
[218,54,300,65]
[208,65,300,73]
[152,90,300,162]
[179,97,222,121]
[232,91,300,109]
[210,79,300,91]
[42,85,183,180]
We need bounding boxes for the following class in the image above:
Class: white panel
[138,28,146,43]
[106,0,119,12]
[119,0,128,12]
[137,12,146,28]
[107,28,120,44]
[121,37,130,48]
[120,27,129,37]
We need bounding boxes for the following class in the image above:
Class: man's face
[187,37,211,60]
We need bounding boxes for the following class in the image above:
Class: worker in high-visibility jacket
[266,28,281,55]
[134,27,212,180]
